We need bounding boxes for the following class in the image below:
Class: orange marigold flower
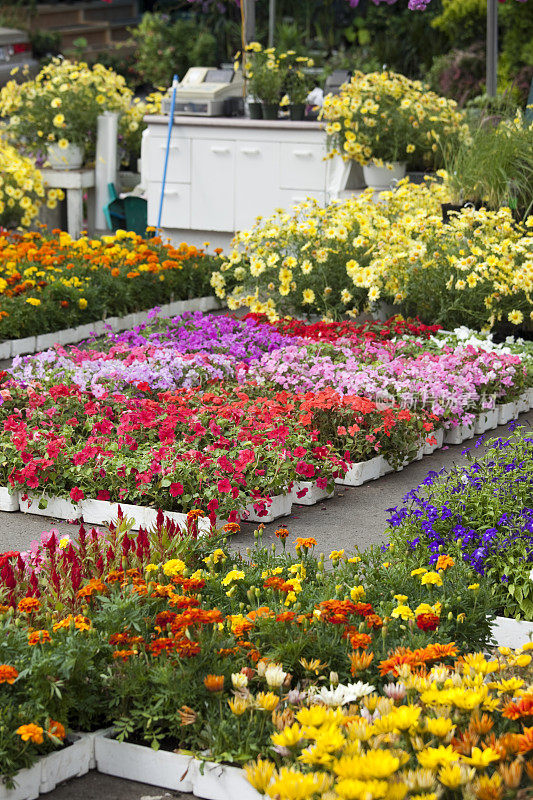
[17,597,40,613]
[0,665,18,684]
[349,632,372,650]
[48,720,66,740]
[365,614,383,630]
[275,527,289,540]
[28,630,51,646]
[204,674,224,692]
[77,579,106,599]
[17,724,44,744]
[223,522,240,534]
[113,650,136,661]
[187,509,204,521]
[293,537,317,549]
[436,555,455,571]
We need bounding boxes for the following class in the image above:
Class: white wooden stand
[41,168,95,239]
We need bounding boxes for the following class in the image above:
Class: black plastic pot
[441,201,483,223]
[248,102,263,120]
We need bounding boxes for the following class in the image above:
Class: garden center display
[1,2,533,794]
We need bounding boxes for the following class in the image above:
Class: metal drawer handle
[211,146,231,154]
[293,150,313,158]
[241,147,260,155]
[160,143,180,150]
[164,189,180,196]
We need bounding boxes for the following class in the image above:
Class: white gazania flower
[310,681,375,706]
[231,672,248,690]
[264,663,287,689]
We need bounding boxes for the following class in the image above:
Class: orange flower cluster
[379,642,459,676]
[0,664,18,684]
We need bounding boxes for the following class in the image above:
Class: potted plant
[0,58,132,168]
[321,69,467,190]
[280,52,314,121]
[442,112,533,222]
[246,49,285,121]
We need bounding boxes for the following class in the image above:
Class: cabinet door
[191,139,235,232]
[147,182,190,228]
[280,142,327,191]
[235,141,280,231]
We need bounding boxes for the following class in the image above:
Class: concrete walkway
[7,415,531,800]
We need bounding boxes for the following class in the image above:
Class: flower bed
[0,230,221,342]
[387,427,533,621]
[0,516,506,788]
[1,310,531,524]
[214,180,533,333]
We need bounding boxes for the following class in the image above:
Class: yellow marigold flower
[78,297,88,309]
[468,583,480,591]
[421,571,443,587]
[162,558,185,577]
[391,604,414,620]
[221,569,245,587]
[25,297,41,306]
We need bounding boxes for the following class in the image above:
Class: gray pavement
[5,414,532,800]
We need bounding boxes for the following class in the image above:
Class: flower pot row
[0,296,221,360]
[0,735,92,800]
[14,493,214,535]
[1,729,260,800]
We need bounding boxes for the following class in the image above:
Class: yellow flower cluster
[119,90,164,165]
[0,59,132,158]
[0,137,62,227]
[214,178,532,329]
[321,70,468,169]
[246,646,533,800]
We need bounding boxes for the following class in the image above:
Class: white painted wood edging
[0,296,221,359]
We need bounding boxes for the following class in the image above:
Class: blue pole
[157,74,179,229]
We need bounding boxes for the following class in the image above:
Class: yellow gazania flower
[243,759,275,793]
[417,746,458,769]
[53,113,65,127]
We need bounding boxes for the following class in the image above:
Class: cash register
[162,67,245,117]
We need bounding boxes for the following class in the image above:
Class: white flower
[231,672,248,690]
[265,663,287,689]
[310,681,375,706]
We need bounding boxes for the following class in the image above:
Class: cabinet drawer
[280,143,327,191]
[147,182,190,229]
[278,189,326,209]
[146,137,190,183]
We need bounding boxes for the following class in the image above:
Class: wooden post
[486,0,498,97]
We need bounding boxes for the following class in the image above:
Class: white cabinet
[235,141,280,230]
[191,139,234,231]
[143,117,336,245]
